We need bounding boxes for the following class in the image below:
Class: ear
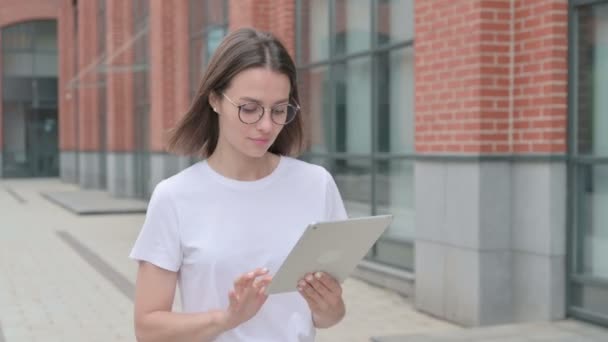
[208,91,220,113]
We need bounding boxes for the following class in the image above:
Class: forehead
[228,67,291,98]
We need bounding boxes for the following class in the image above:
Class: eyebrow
[239,97,290,105]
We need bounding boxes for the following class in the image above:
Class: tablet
[265,215,393,295]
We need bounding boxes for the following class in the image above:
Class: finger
[257,285,269,301]
[243,268,269,288]
[234,272,254,294]
[304,273,332,299]
[298,279,325,309]
[228,290,237,307]
[254,267,270,276]
[254,275,273,286]
[314,272,342,296]
[297,283,320,310]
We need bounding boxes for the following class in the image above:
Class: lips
[250,137,270,145]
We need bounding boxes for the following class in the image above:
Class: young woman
[129,28,348,342]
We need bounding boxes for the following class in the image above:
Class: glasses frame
[221,92,300,125]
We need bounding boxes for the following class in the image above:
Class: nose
[255,110,274,132]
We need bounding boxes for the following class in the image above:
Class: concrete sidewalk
[0,178,456,341]
[1,178,607,342]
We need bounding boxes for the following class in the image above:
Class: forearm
[312,305,345,329]
[135,309,230,342]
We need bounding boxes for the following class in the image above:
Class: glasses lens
[239,103,263,124]
[271,104,298,125]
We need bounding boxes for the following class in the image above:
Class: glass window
[299,66,330,153]
[2,20,59,177]
[334,57,372,153]
[334,0,371,55]
[189,0,229,98]
[575,164,608,280]
[33,21,58,52]
[297,0,415,270]
[577,3,608,156]
[570,2,608,325]
[33,54,58,77]
[310,157,372,218]
[299,0,329,64]
[2,53,34,76]
[377,0,414,45]
[2,24,33,50]
[377,47,414,153]
[376,160,415,240]
[571,283,608,318]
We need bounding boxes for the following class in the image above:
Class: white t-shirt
[129,156,348,341]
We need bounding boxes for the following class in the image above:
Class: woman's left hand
[298,272,346,328]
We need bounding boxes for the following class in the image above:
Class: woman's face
[213,67,291,159]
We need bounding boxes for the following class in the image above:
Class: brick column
[106,0,136,197]
[58,0,78,182]
[147,0,191,194]
[76,0,105,188]
[414,0,567,326]
[228,0,296,58]
[0,34,3,176]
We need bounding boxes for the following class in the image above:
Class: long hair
[167,28,303,158]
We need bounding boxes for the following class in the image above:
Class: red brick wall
[415,0,568,154]
[513,0,568,153]
[77,0,100,152]
[106,0,135,152]
[0,0,59,151]
[149,0,190,152]
[229,0,296,58]
[58,0,76,151]
[174,0,191,129]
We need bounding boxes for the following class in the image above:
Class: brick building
[0,0,606,328]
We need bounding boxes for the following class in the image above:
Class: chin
[242,147,270,159]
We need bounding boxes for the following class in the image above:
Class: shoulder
[151,162,204,198]
[281,156,333,182]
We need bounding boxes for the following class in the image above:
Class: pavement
[1,178,608,342]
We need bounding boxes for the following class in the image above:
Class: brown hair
[167,28,303,158]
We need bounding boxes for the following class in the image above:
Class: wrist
[211,310,234,332]
[312,304,345,329]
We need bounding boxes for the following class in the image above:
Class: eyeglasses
[221,93,300,125]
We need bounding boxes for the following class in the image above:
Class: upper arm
[324,170,348,221]
[134,261,178,321]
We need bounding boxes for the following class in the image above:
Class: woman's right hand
[221,268,272,330]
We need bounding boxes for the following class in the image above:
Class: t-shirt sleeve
[129,180,182,272]
[324,170,348,221]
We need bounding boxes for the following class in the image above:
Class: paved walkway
[1,178,607,342]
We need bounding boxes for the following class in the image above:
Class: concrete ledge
[352,260,414,297]
[370,320,608,342]
[41,190,147,215]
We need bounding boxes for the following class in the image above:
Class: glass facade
[1,20,59,177]
[570,0,608,325]
[296,0,415,270]
[189,0,229,98]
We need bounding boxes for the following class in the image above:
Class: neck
[207,147,279,181]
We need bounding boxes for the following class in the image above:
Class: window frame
[296,0,416,270]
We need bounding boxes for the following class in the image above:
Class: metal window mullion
[329,0,336,155]
[571,0,608,7]
[568,0,581,285]
[370,0,378,217]
[297,40,413,70]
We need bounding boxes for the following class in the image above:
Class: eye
[240,103,260,114]
[271,104,288,115]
